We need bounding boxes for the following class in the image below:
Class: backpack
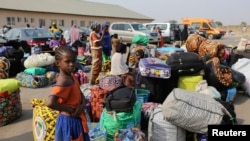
[104,86,136,113]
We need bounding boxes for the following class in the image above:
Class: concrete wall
[0,9,152,29]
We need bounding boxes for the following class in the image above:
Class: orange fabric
[90,32,100,47]
[159,33,164,47]
[51,75,89,133]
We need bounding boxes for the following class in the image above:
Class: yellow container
[178,75,203,91]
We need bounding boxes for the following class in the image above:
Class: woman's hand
[71,104,85,117]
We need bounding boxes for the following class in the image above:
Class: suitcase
[156,47,184,55]
[166,52,205,77]
[139,58,171,79]
[136,73,178,103]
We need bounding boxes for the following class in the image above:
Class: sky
[86,0,249,26]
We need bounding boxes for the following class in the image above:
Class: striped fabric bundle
[162,88,232,134]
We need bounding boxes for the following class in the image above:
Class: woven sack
[162,88,232,134]
[31,98,58,141]
[0,89,22,127]
[24,53,55,68]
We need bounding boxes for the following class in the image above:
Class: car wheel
[207,34,213,40]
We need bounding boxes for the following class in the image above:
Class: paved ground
[1,34,250,141]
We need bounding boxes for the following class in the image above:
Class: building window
[24,17,29,23]
[39,19,46,27]
[17,17,21,22]
[88,21,94,27]
[6,17,15,25]
[59,20,64,26]
[51,19,57,25]
[80,21,85,27]
[31,18,35,23]
[71,20,77,26]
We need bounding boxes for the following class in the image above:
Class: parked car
[2,27,53,53]
[144,22,175,44]
[109,22,159,45]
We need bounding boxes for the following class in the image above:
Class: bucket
[135,89,150,103]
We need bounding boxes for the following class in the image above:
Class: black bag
[166,52,205,77]
[104,86,136,112]
[216,99,237,124]
[4,48,24,60]
[136,74,178,103]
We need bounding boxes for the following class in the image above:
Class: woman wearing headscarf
[100,23,112,63]
[89,22,105,84]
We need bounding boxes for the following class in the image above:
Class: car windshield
[209,22,218,28]
[24,28,53,37]
[131,24,147,31]
[157,24,168,30]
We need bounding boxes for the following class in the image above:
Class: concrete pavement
[1,34,250,141]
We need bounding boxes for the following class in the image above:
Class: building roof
[1,0,154,20]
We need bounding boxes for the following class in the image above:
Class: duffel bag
[185,34,207,53]
[204,57,246,90]
[0,89,22,127]
[166,52,205,77]
[16,72,49,88]
[148,105,186,141]
[24,67,47,75]
[31,98,58,141]
[162,88,232,134]
[99,74,122,91]
[104,86,136,113]
[198,40,225,59]
[139,57,171,79]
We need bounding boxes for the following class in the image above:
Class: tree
[168,20,178,24]
[241,21,247,27]
[215,21,223,27]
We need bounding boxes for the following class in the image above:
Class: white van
[144,22,175,43]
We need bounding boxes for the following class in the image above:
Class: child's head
[116,43,127,54]
[122,73,135,88]
[135,49,144,60]
[55,47,76,74]
[113,33,118,39]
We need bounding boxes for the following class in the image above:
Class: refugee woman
[100,23,112,62]
[89,22,105,85]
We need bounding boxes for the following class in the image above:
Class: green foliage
[241,22,247,27]
[215,21,223,27]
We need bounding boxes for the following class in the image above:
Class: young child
[46,47,90,141]
[111,33,121,56]
[49,34,60,51]
[121,72,135,88]
[134,49,145,68]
